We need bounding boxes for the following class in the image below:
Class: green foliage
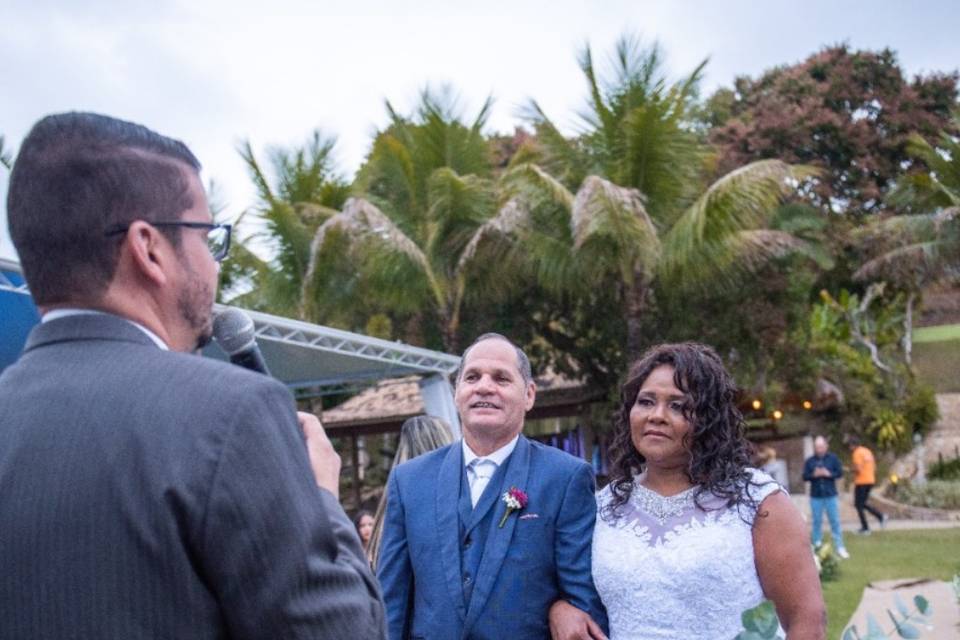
[888,114,960,216]
[510,33,823,383]
[888,480,960,510]
[306,87,527,351]
[901,382,939,436]
[736,600,783,640]
[816,541,841,582]
[822,529,960,639]
[364,314,393,340]
[709,45,958,216]
[809,286,936,450]
[843,593,933,639]
[929,456,960,481]
[235,130,349,318]
[869,408,910,451]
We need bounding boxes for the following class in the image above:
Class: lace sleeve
[741,468,783,523]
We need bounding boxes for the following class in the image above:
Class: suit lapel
[436,443,467,623]
[462,436,533,635]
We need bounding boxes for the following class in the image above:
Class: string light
[772,410,783,420]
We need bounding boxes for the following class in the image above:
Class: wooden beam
[351,434,361,513]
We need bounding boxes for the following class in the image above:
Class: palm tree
[301,89,521,351]
[508,35,818,358]
[1,135,13,170]
[234,130,350,318]
[854,120,960,364]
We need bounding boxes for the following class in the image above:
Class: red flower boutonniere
[498,486,528,528]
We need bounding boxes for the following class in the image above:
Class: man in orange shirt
[849,436,887,534]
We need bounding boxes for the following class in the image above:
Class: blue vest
[458,460,509,606]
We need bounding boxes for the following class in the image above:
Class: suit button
[463,536,472,548]
[463,574,471,584]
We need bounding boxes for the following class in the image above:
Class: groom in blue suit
[377,333,607,639]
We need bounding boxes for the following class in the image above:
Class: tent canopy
[1,258,461,429]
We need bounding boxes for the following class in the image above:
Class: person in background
[367,415,454,570]
[757,445,790,491]
[848,436,887,534]
[355,510,376,551]
[803,435,849,559]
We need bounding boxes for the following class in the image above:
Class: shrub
[930,457,960,481]
[888,480,960,510]
[869,408,910,452]
[902,381,939,437]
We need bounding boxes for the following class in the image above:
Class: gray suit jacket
[0,313,385,639]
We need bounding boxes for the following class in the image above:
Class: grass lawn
[913,337,960,393]
[913,323,960,343]
[821,528,960,639]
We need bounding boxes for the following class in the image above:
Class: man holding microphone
[0,112,385,638]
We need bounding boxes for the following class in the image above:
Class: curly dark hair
[602,342,769,522]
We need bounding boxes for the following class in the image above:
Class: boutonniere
[498,486,528,528]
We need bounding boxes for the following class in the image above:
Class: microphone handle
[229,347,271,377]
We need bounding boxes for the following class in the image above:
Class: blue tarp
[0,266,40,373]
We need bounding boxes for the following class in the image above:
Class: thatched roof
[320,370,605,435]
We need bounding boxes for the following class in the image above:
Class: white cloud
[3,0,959,260]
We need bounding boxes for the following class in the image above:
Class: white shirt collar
[42,308,169,350]
[462,434,520,469]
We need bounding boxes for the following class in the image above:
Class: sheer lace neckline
[630,477,698,525]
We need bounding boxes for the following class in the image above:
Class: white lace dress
[592,468,781,640]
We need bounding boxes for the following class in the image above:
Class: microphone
[213,307,271,376]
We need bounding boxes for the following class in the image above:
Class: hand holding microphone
[212,307,271,376]
[298,412,341,498]
[214,307,340,496]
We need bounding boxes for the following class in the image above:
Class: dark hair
[603,342,767,521]
[353,509,374,530]
[456,332,533,385]
[7,112,201,305]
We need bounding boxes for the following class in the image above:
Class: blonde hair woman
[367,415,453,569]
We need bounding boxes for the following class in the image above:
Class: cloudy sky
[2,0,958,261]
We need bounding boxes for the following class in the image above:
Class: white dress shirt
[42,308,169,350]
[462,435,519,508]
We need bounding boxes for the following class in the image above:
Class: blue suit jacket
[377,435,607,640]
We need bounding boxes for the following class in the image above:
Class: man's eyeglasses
[105,221,232,262]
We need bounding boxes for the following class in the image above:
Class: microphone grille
[213,307,256,355]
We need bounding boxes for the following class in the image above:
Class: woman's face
[629,364,693,468]
[357,515,374,544]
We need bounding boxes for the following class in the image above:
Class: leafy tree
[508,35,819,372]
[853,117,960,362]
[708,45,959,216]
[302,89,520,351]
[653,230,826,400]
[810,285,938,451]
[233,130,351,319]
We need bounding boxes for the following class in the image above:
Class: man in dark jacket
[0,112,385,639]
[803,435,849,558]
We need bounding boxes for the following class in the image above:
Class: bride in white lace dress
[584,343,823,640]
